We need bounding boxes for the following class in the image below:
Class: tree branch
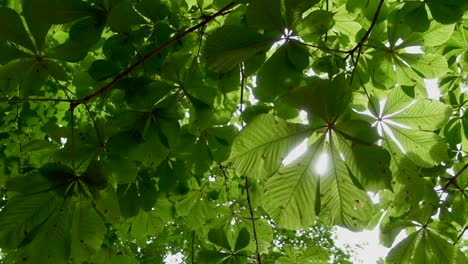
[245,176,262,264]
[453,226,467,245]
[347,0,385,83]
[443,163,468,193]
[191,230,196,264]
[71,1,238,108]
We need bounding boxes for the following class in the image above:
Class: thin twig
[191,230,195,264]
[298,41,349,54]
[443,163,468,192]
[453,226,467,245]
[71,1,238,108]
[347,0,385,84]
[83,103,103,146]
[245,176,262,264]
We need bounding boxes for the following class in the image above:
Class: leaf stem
[245,176,262,264]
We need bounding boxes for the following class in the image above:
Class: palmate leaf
[263,129,375,230]
[386,228,460,264]
[369,42,449,89]
[378,88,450,167]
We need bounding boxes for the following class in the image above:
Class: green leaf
[401,2,429,32]
[426,0,465,24]
[208,228,232,250]
[398,53,449,79]
[204,25,276,73]
[234,227,250,251]
[17,199,72,264]
[263,136,321,229]
[283,0,321,28]
[337,139,392,191]
[22,0,94,51]
[46,16,105,62]
[387,99,451,131]
[319,145,373,231]
[283,75,352,122]
[0,191,61,248]
[0,42,32,64]
[137,0,169,22]
[246,0,284,31]
[228,114,307,179]
[335,119,379,145]
[386,231,419,264]
[421,22,455,47]
[0,7,35,51]
[107,0,145,33]
[70,199,106,259]
[255,45,304,102]
[105,159,139,184]
[295,10,335,42]
[88,60,121,81]
[387,127,448,168]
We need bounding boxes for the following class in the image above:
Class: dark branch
[245,176,262,264]
[454,226,467,245]
[348,0,385,83]
[443,163,468,193]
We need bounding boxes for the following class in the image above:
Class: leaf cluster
[0,0,467,263]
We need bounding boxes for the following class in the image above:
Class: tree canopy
[0,0,467,263]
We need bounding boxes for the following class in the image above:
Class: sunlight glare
[314,153,329,176]
[405,46,424,54]
[282,139,308,165]
[424,78,441,99]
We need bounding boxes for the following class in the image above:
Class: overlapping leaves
[0,0,467,263]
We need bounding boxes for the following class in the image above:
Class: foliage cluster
[0,0,467,263]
